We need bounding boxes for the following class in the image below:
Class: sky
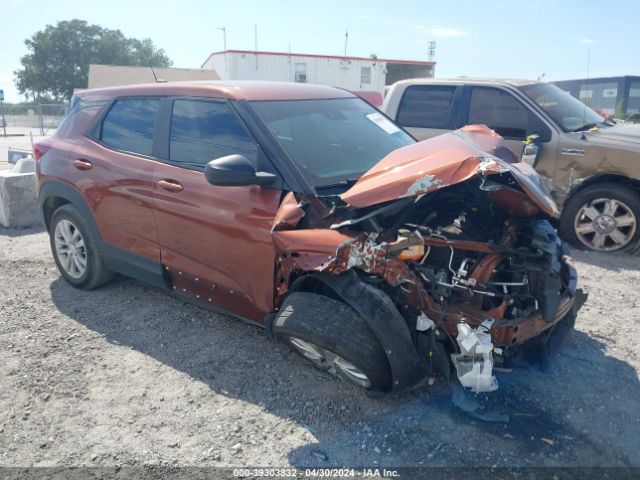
[1,0,639,103]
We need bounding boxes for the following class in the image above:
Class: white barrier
[0,169,39,228]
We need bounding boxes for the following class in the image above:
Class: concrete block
[0,171,39,228]
[12,157,36,174]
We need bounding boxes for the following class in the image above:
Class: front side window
[101,98,160,156]
[249,97,414,187]
[396,85,456,129]
[169,99,257,166]
[468,87,551,141]
[468,87,530,139]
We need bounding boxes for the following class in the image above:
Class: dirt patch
[1,227,639,468]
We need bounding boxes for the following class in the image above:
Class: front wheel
[560,183,640,253]
[272,292,391,390]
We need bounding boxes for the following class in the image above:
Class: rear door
[464,86,552,158]
[79,97,161,264]
[393,85,459,140]
[151,97,282,321]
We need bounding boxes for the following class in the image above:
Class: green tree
[15,20,172,101]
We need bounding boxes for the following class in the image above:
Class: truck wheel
[49,204,113,289]
[272,292,391,390]
[560,183,640,253]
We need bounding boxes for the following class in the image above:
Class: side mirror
[521,135,541,167]
[204,154,277,187]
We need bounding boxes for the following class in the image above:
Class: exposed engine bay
[271,126,584,395]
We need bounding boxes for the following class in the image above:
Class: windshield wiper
[571,122,602,133]
[316,178,359,190]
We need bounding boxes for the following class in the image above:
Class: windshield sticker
[366,112,400,135]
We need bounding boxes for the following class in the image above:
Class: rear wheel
[49,204,113,289]
[560,183,640,253]
[272,292,391,390]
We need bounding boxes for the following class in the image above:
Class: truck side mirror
[521,135,541,167]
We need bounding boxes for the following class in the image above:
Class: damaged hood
[340,125,559,217]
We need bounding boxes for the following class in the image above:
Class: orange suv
[36,81,583,394]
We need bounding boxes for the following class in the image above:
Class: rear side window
[467,87,551,141]
[396,85,456,129]
[101,99,160,156]
[169,99,257,166]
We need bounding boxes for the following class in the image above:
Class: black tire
[49,204,113,289]
[559,183,640,253]
[272,292,391,390]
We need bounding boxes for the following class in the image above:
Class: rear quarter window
[100,98,160,156]
[56,97,108,138]
[396,85,456,129]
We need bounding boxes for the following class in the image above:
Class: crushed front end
[273,126,585,394]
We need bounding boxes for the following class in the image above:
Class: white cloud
[579,37,598,44]
[428,27,470,39]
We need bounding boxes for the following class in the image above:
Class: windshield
[249,97,414,187]
[519,83,605,132]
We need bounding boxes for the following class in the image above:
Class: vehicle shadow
[0,225,45,238]
[571,248,640,271]
[49,276,640,469]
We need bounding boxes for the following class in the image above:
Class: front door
[465,86,553,160]
[151,98,282,322]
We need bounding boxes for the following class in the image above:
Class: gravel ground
[1,226,639,470]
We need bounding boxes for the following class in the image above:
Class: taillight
[33,142,51,161]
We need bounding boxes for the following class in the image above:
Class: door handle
[157,179,184,193]
[73,159,93,170]
[560,148,585,156]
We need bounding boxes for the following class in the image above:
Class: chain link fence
[1,102,69,135]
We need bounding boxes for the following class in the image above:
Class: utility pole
[428,41,436,62]
[583,48,591,123]
[0,88,5,136]
[0,100,6,138]
[217,27,227,75]
[344,30,349,57]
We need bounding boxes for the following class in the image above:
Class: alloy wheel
[574,198,637,252]
[54,219,88,279]
[288,336,372,388]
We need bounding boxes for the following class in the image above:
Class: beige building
[87,64,220,89]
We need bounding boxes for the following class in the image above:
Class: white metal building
[201,50,435,105]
